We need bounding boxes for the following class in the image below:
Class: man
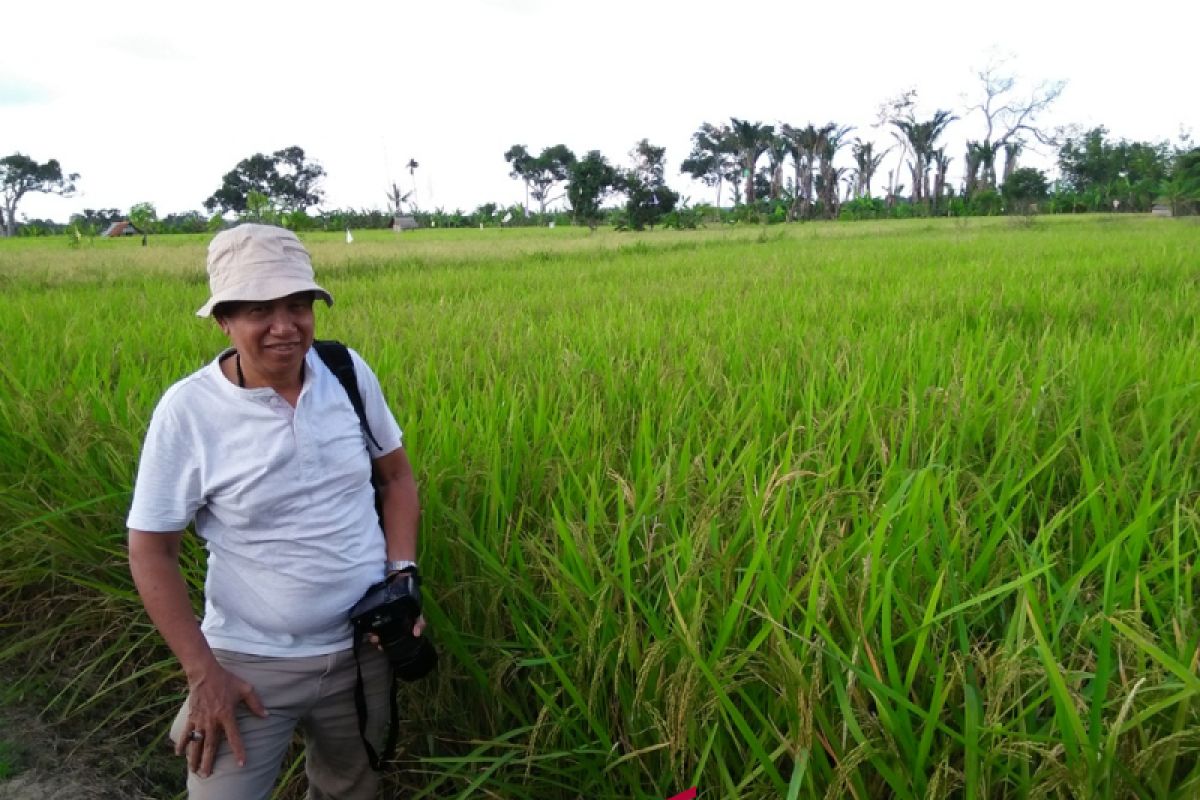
[128,224,423,799]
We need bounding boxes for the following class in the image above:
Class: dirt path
[0,704,176,800]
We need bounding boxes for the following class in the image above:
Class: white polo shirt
[127,345,404,657]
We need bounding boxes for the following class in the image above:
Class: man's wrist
[386,559,417,574]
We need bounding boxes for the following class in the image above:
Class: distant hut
[1151,204,1174,217]
[392,215,418,231]
[100,221,143,237]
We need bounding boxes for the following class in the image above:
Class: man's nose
[268,308,299,332]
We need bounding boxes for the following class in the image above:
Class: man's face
[218,292,315,382]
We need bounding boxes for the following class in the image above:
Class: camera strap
[318,339,398,770]
[352,633,400,771]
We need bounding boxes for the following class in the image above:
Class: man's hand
[176,663,269,777]
[368,614,427,650]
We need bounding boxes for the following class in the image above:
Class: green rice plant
[2,215,1199,798]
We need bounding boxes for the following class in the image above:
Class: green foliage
[505,144,577,215]
[0,153,79,237]
[659,199,707,230]
[204,146,325,216]
[69,208,121,236]
[159,211,209,234]
[0,738,26,779]
[474,203,499,225]
[279,209,317,232]
[680,122,737,205]
[728,202,763,224]
[1163,148,1200,214]
[1002,167,1050,214]
[1057,127,1174,211]
[128,201,157,235]
[970,188,1004,216]
[15,219,61,237]
[243,190,279,224]
[566,151,618,229]
[839,196,887,221]
[619,140,678,231]
[317,208,398,230]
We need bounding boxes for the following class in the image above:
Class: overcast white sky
[4,0,1198,222]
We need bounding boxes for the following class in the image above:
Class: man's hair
[212,291,317,321]
[211,300,243,321]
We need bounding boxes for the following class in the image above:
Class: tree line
[3,63,1199,237]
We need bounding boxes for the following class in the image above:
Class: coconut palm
[781,124,821,220]
[851,138,888,198]
[1002,141,1023,185]
[730,118,774,205]
[405,158,420,209]
[765,133,789,201]
[891,109,956,205]
[931,149,952,212]
[815,124,852,218]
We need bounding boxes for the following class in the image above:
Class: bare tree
[964,58,1065,192]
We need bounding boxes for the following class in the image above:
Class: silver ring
[189,730,204,742]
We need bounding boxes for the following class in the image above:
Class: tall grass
[2,216,1199,798]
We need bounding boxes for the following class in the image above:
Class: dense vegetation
[2,216,1200,798]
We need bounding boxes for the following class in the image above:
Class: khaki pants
[169,646,391,800]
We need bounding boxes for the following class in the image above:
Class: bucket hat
[196,224,333,317]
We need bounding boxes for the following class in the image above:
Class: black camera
[349,570,437,681]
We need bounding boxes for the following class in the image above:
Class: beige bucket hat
[196,224,334,317]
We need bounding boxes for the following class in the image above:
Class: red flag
[666,789,697,800]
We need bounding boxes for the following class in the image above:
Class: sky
[4,0,1198,223]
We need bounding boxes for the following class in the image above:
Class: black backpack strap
[313,340,382,451]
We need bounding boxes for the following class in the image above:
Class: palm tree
[765,132,789,201]
[781,123,821,220]
[730,118,774,205]
[386,182,412,216]
[932,149,952,212]
[851,138,888,198]
[891,109,956,205]
[815,124,852,218]
[405,158,420,209]
[1001,141,1023,185]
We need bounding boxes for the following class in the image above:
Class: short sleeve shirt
[127,346,404,657]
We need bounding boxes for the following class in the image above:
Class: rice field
[2,215,1199,799]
